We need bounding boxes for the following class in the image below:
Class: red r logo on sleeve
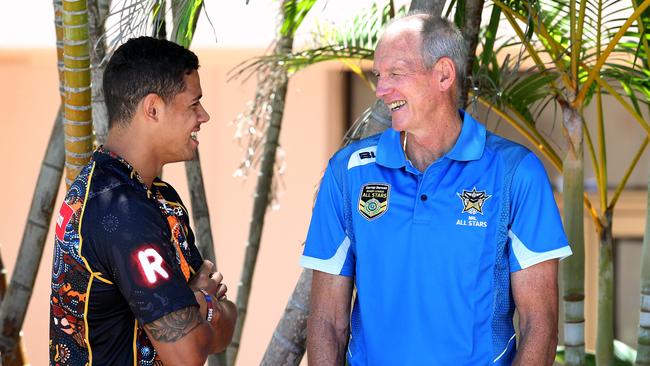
[137,248,170,284]
[55,202,75,242]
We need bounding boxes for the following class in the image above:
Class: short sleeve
[300,162,355,276]
[508,153,572,272]
[81,189,198,324]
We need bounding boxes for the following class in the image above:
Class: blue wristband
[199,289,214,322]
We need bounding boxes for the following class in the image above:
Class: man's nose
[375,78,391,99]
[200,105,210,123]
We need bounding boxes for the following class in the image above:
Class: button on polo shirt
[301,110,571,366]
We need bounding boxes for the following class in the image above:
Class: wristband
[199,289,214,322]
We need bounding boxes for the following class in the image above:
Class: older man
[50,37,236,365]
[301,14,571,366]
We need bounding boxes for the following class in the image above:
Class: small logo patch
[358,183,390,220]
[457,187,492,215]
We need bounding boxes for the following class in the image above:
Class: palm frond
[281,0,318,37]
[316,2,406,52]
[103,0,157,50]
[228,45,374,82]
[170,0,204,47]
[230,1,402,84]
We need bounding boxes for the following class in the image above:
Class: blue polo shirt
[301,110,571,365]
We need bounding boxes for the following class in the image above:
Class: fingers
[209,271,223,284]
[215,283,228,301]
[199,260,215,274]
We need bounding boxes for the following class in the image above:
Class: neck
[403,110,462,172]
[104,127,161,188]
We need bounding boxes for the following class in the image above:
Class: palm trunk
[259,101,392,365]
[227,32,294,366]
[0,249,28,365]
[459,0,485,108]
[597,209,615,366]
[560,101,586,366]
[636,172,650,365]
[184,151,217,263]
[55,0,65,102]
[0,110,65,353]
[87,0,110,145]
[62,0,94,187]
[408,0,445,15]
[260,269,312,366]
[167,3,222,364]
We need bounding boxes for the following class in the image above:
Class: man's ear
[141,93,162,122]
[434,57,456,91]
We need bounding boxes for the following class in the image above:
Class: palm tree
[0,0,70,356]
[226,1,318,364]
[88,0,111,145]
[61,0,94,187]
[0,110,65,355]
[0,249,28,365]
[483,2,650,364]
[638,172,650,365]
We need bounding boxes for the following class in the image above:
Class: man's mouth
[190,131,198,141]
[388,100,406,111]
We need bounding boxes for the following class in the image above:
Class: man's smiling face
[373,25,440,134]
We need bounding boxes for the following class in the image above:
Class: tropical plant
[88,0,111,144]
[480,1,650,364]
[638,172,650,365]
[226,1,319,364]
[0,0,70,356]
[0,250,28,365]
[62,0,94,187]
[0,110,65,355]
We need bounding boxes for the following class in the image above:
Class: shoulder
[484,131,532,166]
[328,132,383,171]
[83,180,161,229]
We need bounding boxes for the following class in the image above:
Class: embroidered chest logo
[456,187,491,228]
[358,183,390,220]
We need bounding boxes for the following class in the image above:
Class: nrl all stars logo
[358,183,390,221]
[456,187,491,228]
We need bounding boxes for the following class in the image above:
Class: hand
[189,260,223,296]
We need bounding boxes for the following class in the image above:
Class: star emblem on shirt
[457,187,492,215]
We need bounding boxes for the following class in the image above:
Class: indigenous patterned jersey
[50,148,203,366]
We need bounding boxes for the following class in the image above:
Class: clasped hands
[190,260,228,301]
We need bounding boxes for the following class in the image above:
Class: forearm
[194,292,237,353]
[512,318,558,366]
[307,314,349,366]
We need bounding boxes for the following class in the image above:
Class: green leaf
[280,0,318,38]
[172,0,203,48]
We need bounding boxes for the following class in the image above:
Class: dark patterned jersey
[50,148,204,365]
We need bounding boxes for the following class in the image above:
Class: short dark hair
[103,36,199,128]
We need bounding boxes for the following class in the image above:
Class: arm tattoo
[144,306,202,342]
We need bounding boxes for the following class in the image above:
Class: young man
[302,14,572,365]
[49,37,236,365]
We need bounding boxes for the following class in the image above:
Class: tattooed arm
[144,296,237,365]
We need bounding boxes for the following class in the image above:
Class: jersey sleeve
[300,162,355,276]
[81,189,198,324]
[508,152,572,272]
